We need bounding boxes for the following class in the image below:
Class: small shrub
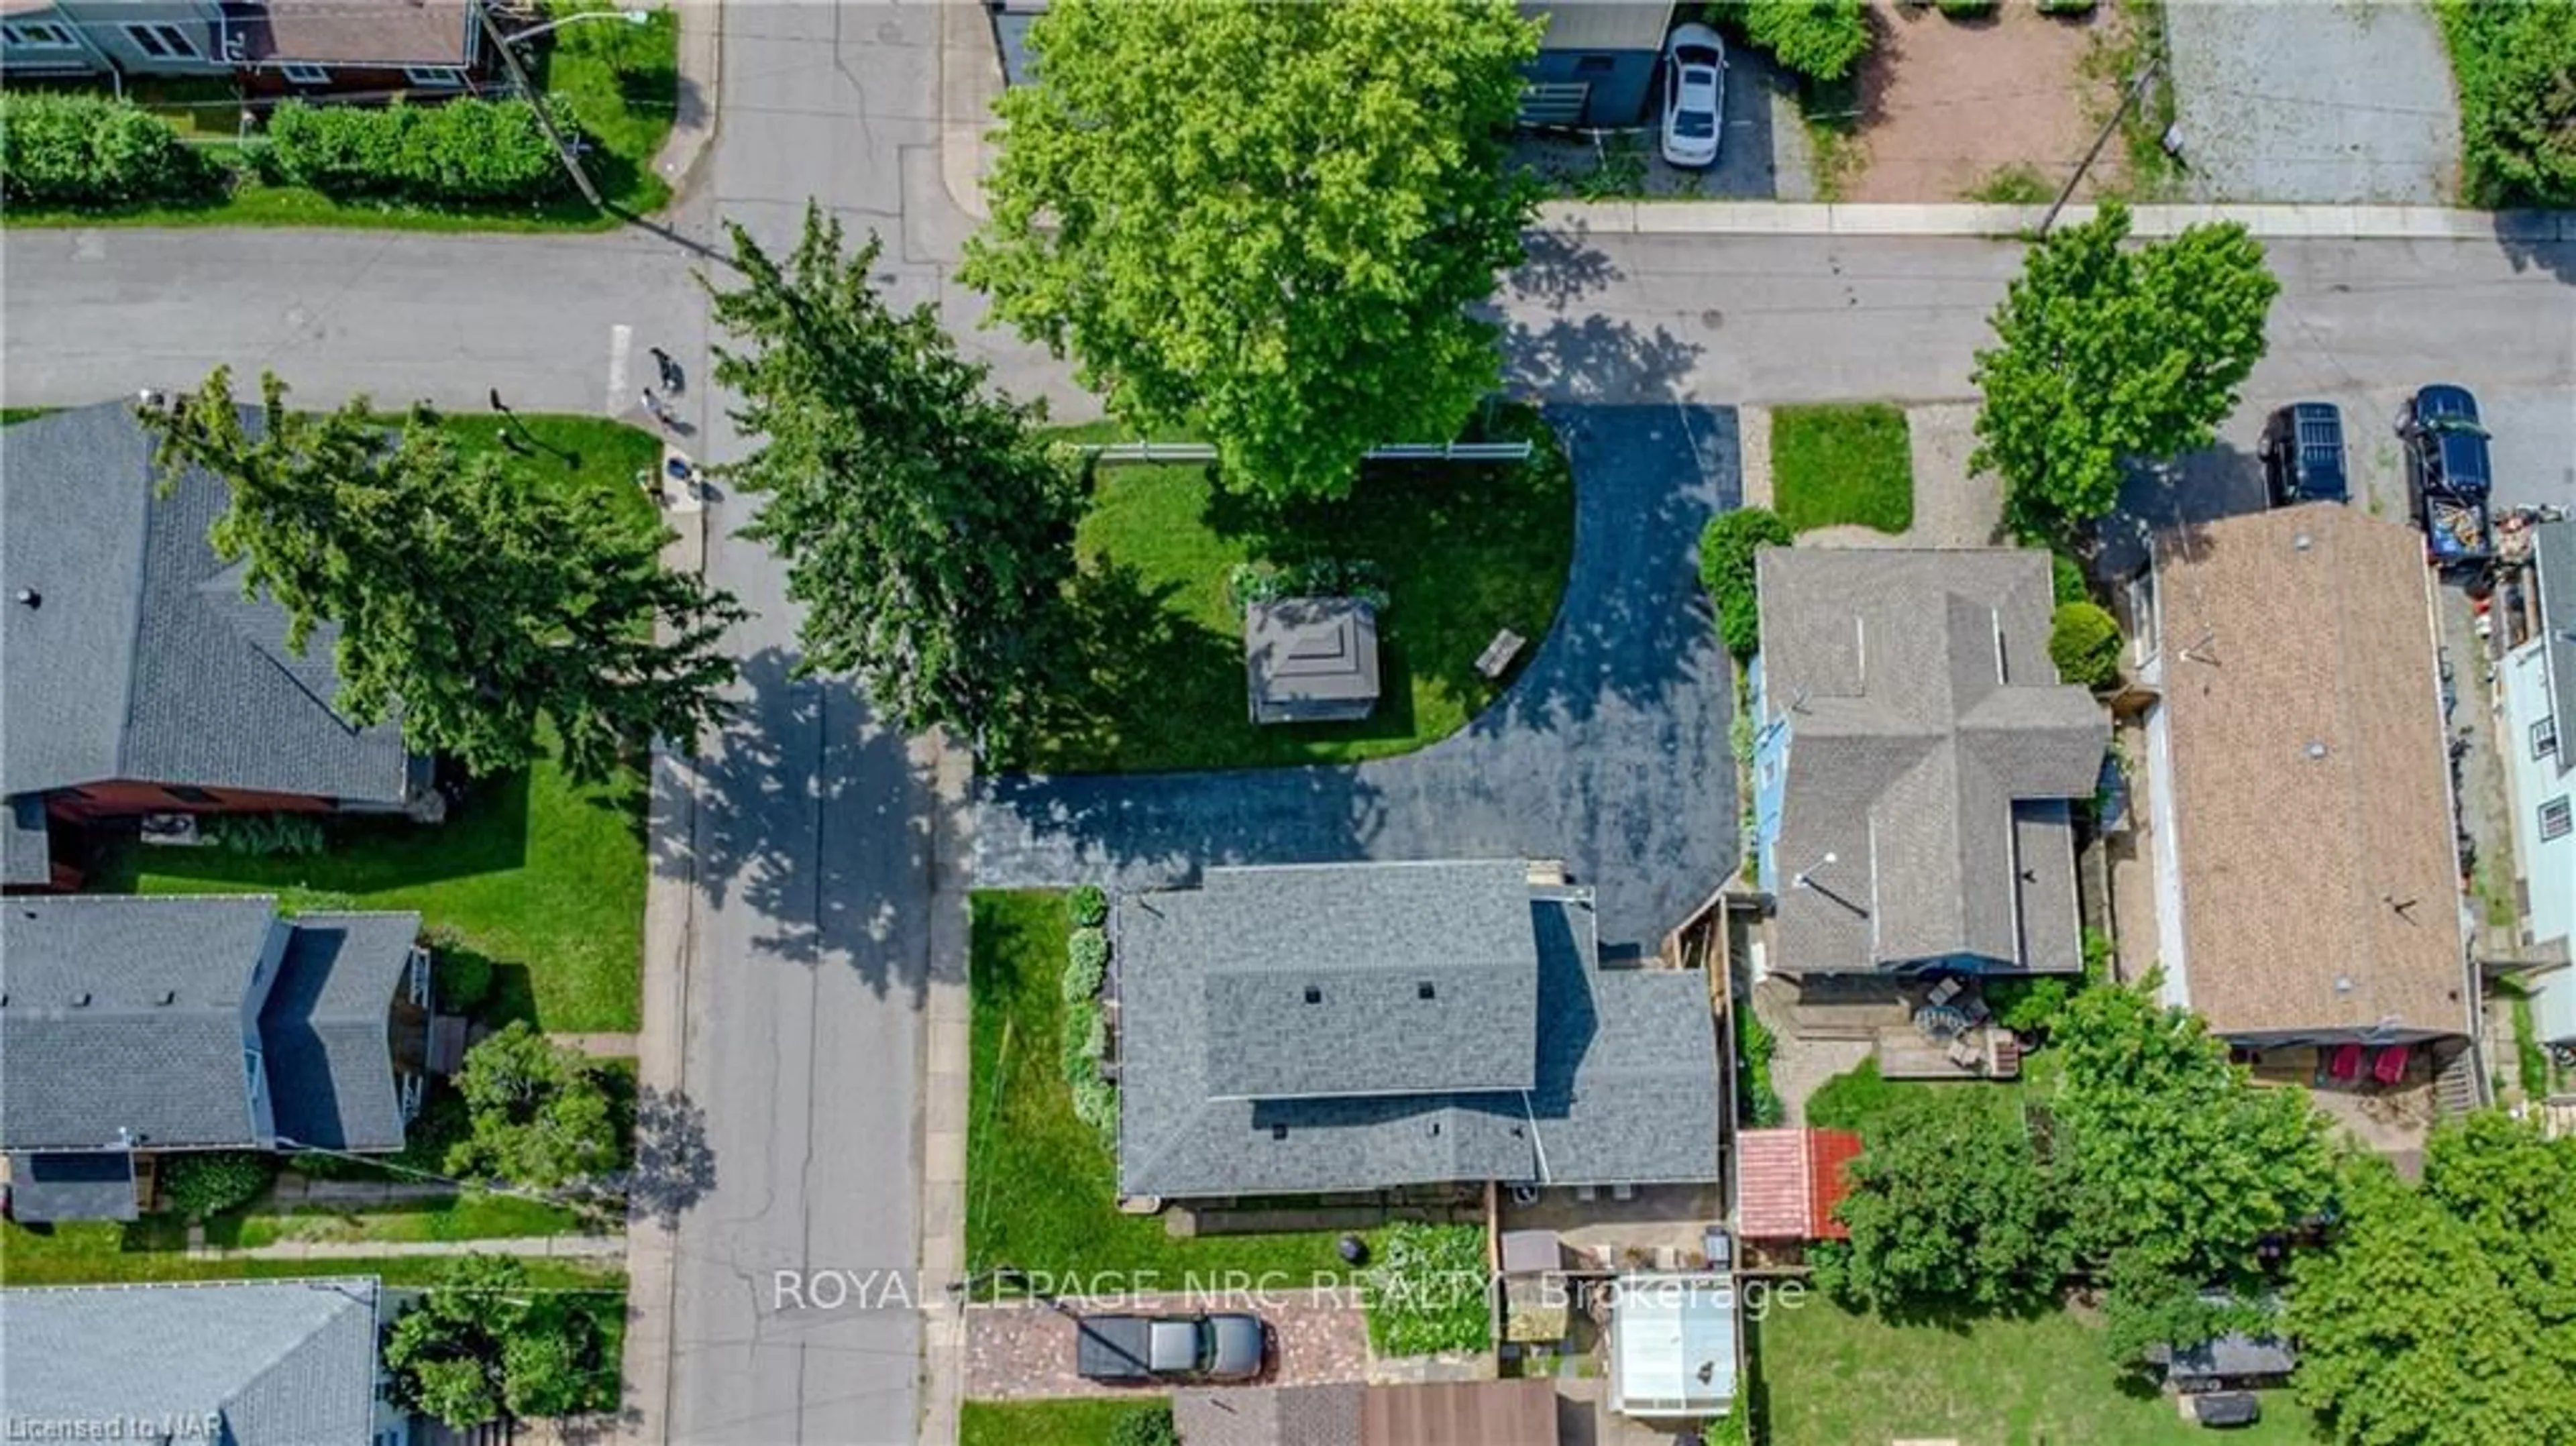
[1718,0,1874,83]
[2051,551,2090,606]
[1068,883,1109,928]
[1988,975,2074,1039]
[1805,1058,1899,1133]
[1227,557,1390,616]
[435,950,495,1013]
[1063,927,1110,1003]
[1061,998,1104,1085]
[1364,1222,1491,1357]
[160,1151,276,1219]
[2036,0,2098,12]
[1737,1007,1785,1127]
[1071,1075,1120,1144]
[1108,1404,1180,1446]
[1700,508,1793,661]
[205,812,327,856]
[0,93,210,207]
[1966,164,2052,206]
[2049,600,2123,689]
[1936,0,1998,15]
[264,97,576,204]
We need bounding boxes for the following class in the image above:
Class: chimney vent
[69,991,90,1007]
[13,588,38,609]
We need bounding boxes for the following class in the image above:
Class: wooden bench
[1477,628,1527,681]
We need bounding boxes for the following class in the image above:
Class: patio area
[1499,1184,1725,1271]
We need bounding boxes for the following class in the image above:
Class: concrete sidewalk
[649,0,721,202]
[187,1233,626,1262]
[1538,199,2576,241]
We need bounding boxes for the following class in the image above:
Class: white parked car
[1660,23,1727,169]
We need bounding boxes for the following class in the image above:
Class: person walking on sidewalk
[649,346,685,394]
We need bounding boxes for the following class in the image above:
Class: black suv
[2397,384,2494,502]
[2259,402,2348,507]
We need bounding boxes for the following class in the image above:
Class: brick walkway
[965,1289,1371,1402]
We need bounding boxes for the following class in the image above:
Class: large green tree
[2437,0,2576,207]
[2051,978,2334,1282]
[961,0,1540,501]
[1815,1087,2072,1313]
[144,372,741,784]
[706,206,1084,756]
[383,1254,616,1426]
[1970,203,2279,544]
[2290,1112,2576,1446]
[445,1021,621,1191]
[1731,0,1874,83]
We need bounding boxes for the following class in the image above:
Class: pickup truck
[1073,1312,1265,1384]
[2399,384,2496,577]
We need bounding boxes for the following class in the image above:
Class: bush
[160,1151,276,1219]
[1719,0,1874,83]
[1805,1058,1900,1133]
[2436,0,2576,208]
[2037,0,2098,11]
[1364,1222,1491,1357]
[202,812,329,856]
[1068,883,1109,928]
[2048,600,2123,689]
[1071,1075,1120,1144]
[1063,928,1110,1003]
[1936,0,1998,15]
[1061,998,1104,1085]
[264,98,576,204]
[1699,507,1793,661]
[436,950,495,1013]
[1108,1405,1181,1446]
[2051,551,2089,606]
[0,93,211,207]
[1737,1007,1784,1127]
[1226,557,1390,616]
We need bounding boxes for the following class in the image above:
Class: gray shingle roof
[4,793,50,887]
[1756,549,2107,975]
[0,895,284,1152]
[1246,598,1381,723]
[3,1151,139,1222]
[2536,520,2576,783]
[1195,861,1538,1099]
[262,912,419,1152]
[0,1278,382,1443]
[0,896,419,1154]
[1116,864,1720,1198]
[1,402,412,804]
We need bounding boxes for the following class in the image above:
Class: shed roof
[1610,1274,1737,1416]
[1362,1378,1559,1446]
[1757,549,2106,975]
[1734,1127,1860,1240]
[2151,506,2467,1039]
[4,1151,138,1222]
[1246,597,1381,716]
[1,1278,382,1443]
[0,402,413,806]
[1173,1384,1364,1446]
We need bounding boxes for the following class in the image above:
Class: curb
[1535,200,2576,242]
[649,0,722,202]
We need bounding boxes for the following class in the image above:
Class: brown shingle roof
[224,0,473,67]
[2151,506,2469,1040]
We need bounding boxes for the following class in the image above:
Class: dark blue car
[2398,384,2496,571]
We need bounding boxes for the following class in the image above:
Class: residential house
[0,895,428,1222]
[0,0,485,95]
[1173,1380,1559,1446]
[1,401,429,890]
[2496,518,2576,1050]
[1113,860,1721,1202]
[0,1277,407,1446]
[2130,505,2477,1050]
[1750,549,2110,977]
[985,1,1676,129]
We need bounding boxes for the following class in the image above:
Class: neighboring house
[985,0,1676,129]
[2497,519,2576,1049]
[1174,1379,1558,1446]
[1517,1,1674,127]
[1750,549,2110,977]
[1114,860,1722,1201]
[2130,505,2476,1048]
[0,895,428,1222]
[0,1277,407,1446]
[1,401,429,890]
[0,0,485,95]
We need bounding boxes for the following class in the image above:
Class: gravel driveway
[2165,0,2461,203]
[973,404,1741,952]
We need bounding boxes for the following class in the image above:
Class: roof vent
[2334,975,2355,995]
[1271,1124,1289,1141]
[156,989,177,1007]
[13,588,38,609]
[69,991,90,1007]
[2306,740,2329,761]
[1303,985,1322,1005]
[2294,533,2314,553]
[1417,981,1436,1001]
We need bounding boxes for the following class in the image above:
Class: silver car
[1660,23,1727,169]
[1074,1311,1267,1384]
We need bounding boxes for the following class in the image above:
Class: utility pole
[2042,59,2159,236]
[478,5,601,208]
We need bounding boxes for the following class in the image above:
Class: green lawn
[1010,406,1575,774]
[961,1400,1171,1446]
[1,408,52,426]
[98,412,655,1032]
[4,1,676,231]
[1769,402,1915,536]
[967,891,1354,1282]
[231,1193,593,1249]
[0,1217,623,1290]
[1755,1300,2322,1446]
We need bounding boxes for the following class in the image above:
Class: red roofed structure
[1734,1127,1862,1241]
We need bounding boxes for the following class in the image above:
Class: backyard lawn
[1755,1299,2322,1446]
[1010,406,1574,774]
[967,891,1354,1282]
[99,412,659,1032]
[1769,402,1915,536]
[0,1216,623,1290]
[961,1400,1171,1446]
[230,1192,593,1249]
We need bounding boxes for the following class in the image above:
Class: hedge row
[264,97,576,203]
[1697,506,1794,659]
[0,93,211,207]
[2436,0,2576,208]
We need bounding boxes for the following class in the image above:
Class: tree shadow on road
[625,1084,716,1229]
[1508,227,1627,309]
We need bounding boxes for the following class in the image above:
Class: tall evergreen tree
[705,205,1084,756]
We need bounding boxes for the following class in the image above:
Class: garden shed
[1245,596,1381,725]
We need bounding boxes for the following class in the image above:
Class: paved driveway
[965,1290,1371,1401]
[973,404,1739,953]
[2166,0,2462,203]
